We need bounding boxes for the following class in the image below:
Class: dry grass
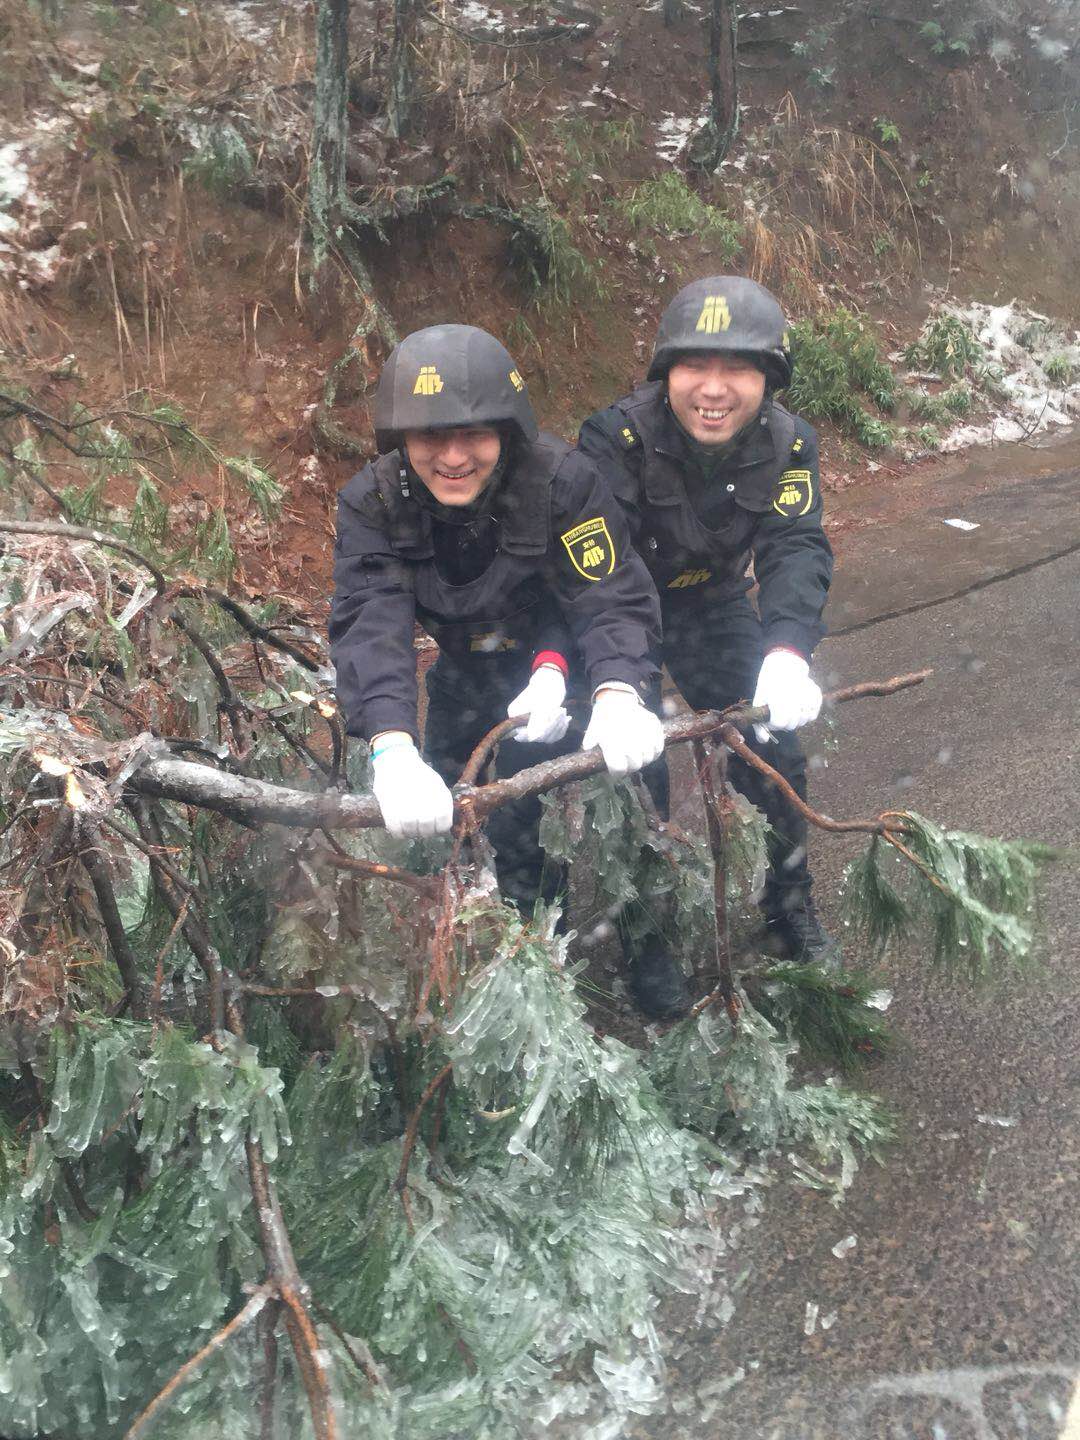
[741,94,923,310]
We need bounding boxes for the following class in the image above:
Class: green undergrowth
[904,313,985,379]
[614,173,741,259]
[786,307,898,447]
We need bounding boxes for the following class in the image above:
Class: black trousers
[424,653,577,913]
[645,589,812,913]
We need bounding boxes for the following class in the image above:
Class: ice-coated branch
[124,1287,273,1440]
[0,518,169,594]
[118,671,932,831]
[692,739,740,1027]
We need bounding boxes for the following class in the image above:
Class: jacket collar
[622,382,793,512]
[372,437,560,558]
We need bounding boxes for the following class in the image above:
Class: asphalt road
[635,460,1080,1440]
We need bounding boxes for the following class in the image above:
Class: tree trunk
[386,0,417,139]
[307,0,398,442]
[309,0,350,287]
[691,0,739,170]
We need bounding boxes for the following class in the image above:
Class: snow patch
[654,111,706,162]
[0,143,35,233]
[456,0,507,27]
[925,299,1080,453]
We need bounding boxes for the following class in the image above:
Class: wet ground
[634,447,1080,1439]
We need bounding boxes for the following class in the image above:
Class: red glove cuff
[532,650,569,678]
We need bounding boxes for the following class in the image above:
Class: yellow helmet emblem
[413,366,444,396]
[695,295,732,335]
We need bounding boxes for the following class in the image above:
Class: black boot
[764,893,841,970]
[625,938,691,1021]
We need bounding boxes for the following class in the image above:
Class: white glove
[751,649,822,743]
[506,665,571,745]
[370,733,455,838]
[582,684,664,778]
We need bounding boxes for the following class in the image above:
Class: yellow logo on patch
[561,516,615,580]
[668,568,713,589]
[695,295,732,335]
[773,468,813,518]
[508,369,525,392]
[620,426,638,448]
[413,366,444,396]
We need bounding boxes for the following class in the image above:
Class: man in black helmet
[578,276,837,1014]
[330,323,665,914]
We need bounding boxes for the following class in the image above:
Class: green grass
[504,201,600,306]
[904,314,984,379]
[614,173,740,259]
[552,116,640,170]
[1045,354,1076,386]
[787,308,897,448]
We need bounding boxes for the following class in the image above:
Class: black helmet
[647,276,793,389]
[373,324,538,453]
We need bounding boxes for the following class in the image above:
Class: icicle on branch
[49,670,930,829]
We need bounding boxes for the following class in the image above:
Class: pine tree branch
[458,716,521,787]
[310,1296,388,1391]
[79,838,148,1021]
[692,739,740,1027]
[99,815,199,896]
[257,1299,281,1440]
[396,1062,453,1219]
[718,723,895,836]
[120,670,931,829]
[245,1135,338,1440]
[169,609,251,755]
[0,518,168,594]
[124,1286,273,1440]
[125,800,337,1438]
[319,849,442,897]
[170,585,322,672]
[128,801,228,1036]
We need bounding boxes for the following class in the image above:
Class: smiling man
[578,276,837,1016]
[331,323,664,915]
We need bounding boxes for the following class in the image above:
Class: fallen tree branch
[124,1287,273,1440]
[0,519,168,595]
[80,840,148,1021]
[319,848,442,897]
[123,672,932,831]
[245,1136,338,1440]
[693,739,740,1027]
[719,724,894,836]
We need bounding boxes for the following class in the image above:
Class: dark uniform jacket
[577,381,834,659]
[330,432,661,741]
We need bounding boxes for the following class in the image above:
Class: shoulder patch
[561,516,616,580]
[773,468,814,518]
[791,436,805,456]
[618,422,641,450]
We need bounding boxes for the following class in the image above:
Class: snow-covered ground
[934,300,1080,451]
[654,111,707,163]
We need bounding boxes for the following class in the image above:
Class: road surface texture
[634,456,1080,1440]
